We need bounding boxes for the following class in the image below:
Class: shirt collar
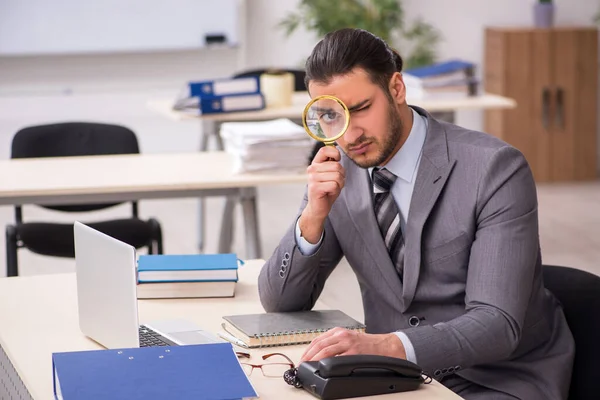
[369,108,427,183]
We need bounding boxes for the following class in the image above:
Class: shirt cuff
[294,218,323,256]
[394,331,418,364]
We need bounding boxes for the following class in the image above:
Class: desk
[147,91,517,251]
[0,259,462,400]
[0,152,307,263]
[147,91,517,124]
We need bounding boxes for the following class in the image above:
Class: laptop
[73,221,223,349]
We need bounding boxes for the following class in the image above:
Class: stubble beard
[343,101,404,169]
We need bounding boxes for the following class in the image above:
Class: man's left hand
[300,327,407,362]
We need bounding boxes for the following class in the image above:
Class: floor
[0,90,598,324]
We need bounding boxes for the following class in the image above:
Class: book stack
[136,253,240,299]
[220,118,314,173]
[403,59,479,99]
[173,76,265,115]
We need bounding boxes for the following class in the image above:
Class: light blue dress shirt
[295,108,428,363]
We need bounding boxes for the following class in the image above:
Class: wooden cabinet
[484,27,598,182]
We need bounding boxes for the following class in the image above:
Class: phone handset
[318,355,423,379]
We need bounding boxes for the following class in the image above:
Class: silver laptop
[73,221,223,349]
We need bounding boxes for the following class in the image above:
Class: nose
[343,119,364,144]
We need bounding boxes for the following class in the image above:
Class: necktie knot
[373,168,397,194]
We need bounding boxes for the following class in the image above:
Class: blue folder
[52,343,257,400]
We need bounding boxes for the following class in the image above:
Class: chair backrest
[233,68,307,92]
[542,264,600,400]
[11,122,140,214]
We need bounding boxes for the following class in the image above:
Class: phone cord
[283,367,303,388]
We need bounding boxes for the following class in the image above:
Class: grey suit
[258,106,575,400]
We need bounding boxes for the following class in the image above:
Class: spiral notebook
[221,310,366,348]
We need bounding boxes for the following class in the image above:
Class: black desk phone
[284,355,431,400]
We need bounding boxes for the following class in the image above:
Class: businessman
[258,28,574,400]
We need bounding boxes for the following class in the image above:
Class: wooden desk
[0,152,307,262]
[0,260,462,400]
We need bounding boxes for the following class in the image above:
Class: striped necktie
[372,167,405,278]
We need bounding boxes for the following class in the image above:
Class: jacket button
[408,316,420,327]
[434,369,442,377]
[283,252,290,260]
[278,270,285,278]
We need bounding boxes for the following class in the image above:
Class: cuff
[394,331,418,364]
[294,218,323,256]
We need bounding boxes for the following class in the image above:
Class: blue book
[52,343,258,400]
[404,59,475,78]
[137,253,240,283]
[188,76,260,98]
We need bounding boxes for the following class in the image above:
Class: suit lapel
[343,160,405,308]
[401,107,456,311]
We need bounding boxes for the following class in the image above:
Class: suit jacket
[258,106,575,400]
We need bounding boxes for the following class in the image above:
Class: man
[258,28,574,400]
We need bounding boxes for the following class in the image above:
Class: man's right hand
[299,146,345,244]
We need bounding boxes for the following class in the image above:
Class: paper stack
[403,59,479,99]
[220,118,314,173]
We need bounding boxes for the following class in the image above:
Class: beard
[343,99,404,169]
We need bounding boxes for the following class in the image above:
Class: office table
[147,91,517,251]
[0,152,307,264]
[0,259,462,400]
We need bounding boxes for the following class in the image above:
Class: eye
[319,111,341,124]
[355,104,371,113]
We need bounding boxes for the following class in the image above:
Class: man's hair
[304,28,403,93]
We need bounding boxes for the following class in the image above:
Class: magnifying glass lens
[305,98,348,141]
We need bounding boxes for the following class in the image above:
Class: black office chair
[6,122,164,277]
[542,264,600,400]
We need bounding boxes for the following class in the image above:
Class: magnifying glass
[302,95,350,146]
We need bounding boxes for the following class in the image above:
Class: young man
[258,28,574,400]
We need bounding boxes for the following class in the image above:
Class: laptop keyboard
[138,326,176,347]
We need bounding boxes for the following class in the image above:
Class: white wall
[0,0,598,146]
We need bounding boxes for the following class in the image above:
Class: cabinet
[484,27,598,182]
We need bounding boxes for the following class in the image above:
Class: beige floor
[1,174,598,324]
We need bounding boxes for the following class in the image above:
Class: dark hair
[304,28,403,92]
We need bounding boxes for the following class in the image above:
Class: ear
[388,72,406,105]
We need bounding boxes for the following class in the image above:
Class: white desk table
[0,152,307,269]
[0,259,463,400]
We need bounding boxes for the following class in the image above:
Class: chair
[5,122,164,277]
[542,264,600,400]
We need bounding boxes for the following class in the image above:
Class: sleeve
[402,146,540,376]
[295,217,324,256]
[258,190,344,313]
[394,332,418,364]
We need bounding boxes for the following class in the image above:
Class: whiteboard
[0,0,240,55]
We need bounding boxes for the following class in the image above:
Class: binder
[52,343,257,400]
[188,76,260,97]
[198,93,265,114]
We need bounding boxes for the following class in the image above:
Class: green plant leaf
[277,0,441,70]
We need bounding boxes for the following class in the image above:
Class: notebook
[221,310,366,348]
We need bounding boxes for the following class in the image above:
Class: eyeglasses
[236,352,295,378]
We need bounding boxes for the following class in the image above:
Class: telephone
[284,355,430,400]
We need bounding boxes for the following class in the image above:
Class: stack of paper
[403,59,479,99]
[220,118,314,173]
